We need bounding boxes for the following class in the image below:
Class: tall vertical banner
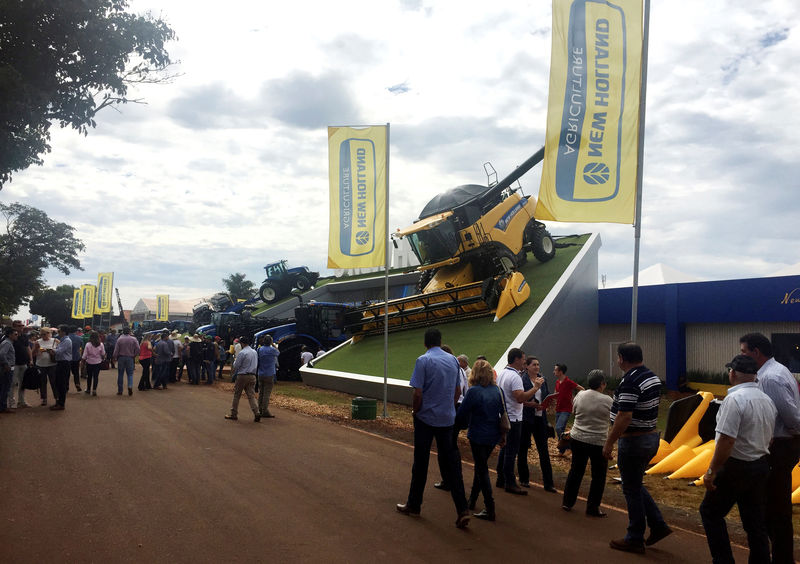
[536,0,643,223]
[156,295,169,321]
[96,272,114,313]
[80,285,96,318]
[71,288,83,319]
[327,125,387,268]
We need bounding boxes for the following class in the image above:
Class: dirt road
[0,371,745,563]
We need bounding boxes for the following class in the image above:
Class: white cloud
[7,0,800,318]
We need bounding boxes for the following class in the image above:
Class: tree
[222,273,256,302]
[29,284,76,326]
[0,202,85,315]
[0,0,177,187]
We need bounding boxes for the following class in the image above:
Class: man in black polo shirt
[603,342,672,554]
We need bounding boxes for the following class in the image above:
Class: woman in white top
[32,327,59,406]
[561,369,613,517]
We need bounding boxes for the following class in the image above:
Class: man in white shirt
[495,348,539,495]
[700,354,777,564]
[740,332,800,564]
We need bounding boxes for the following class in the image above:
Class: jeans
[765,436,800,563]
[531,416,554,488]
[562,438,607,512]
[496,420,523,488]
[0,367,12,411]
[55,360,70,406]
[153,362,169,388]
[169,358,179,382]
[406,417,467,514]
[138,358,151,390]
[39,365,56,401]
[258,377,274,416]
[468,441,496,513]
[188,360,202,385]
[70,360,81,390]
[700,456,770,564]
[230,374,258,417]
[117,356,134,392]
[206,360,216,384]
[86,362,101,392]
[617,432,666,542]
[555,411,571,452]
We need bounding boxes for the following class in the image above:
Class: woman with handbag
[81,332,105,396]
[137,335,153,390]
[455,359,507,521]
[561,369,613,517]
[32,327,58,406]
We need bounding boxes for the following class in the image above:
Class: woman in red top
[138,335,153,391]
[554,363,584,454]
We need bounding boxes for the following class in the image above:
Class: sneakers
[224,414,238,421]
[646,525,673,546]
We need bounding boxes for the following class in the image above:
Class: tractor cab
[264,260,289,280]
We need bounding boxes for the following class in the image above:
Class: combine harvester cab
[371,147,554,334]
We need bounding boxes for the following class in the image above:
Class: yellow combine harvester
[349,147,556,338]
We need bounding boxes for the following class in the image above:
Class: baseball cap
[725,354,759,375]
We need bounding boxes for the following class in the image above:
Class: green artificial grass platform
[313,234,590,380]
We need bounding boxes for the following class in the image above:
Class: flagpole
[383,123,390,419]
[631,0,650,343]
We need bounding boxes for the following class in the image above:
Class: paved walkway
[0,370,746,563]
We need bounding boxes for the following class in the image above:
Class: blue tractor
[258,260,320,304]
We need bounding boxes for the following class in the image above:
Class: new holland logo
[355,231,370,246]
[583,162,610,185]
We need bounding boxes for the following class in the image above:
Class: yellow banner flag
[95,272,114,313]
[80,285,96,317]
[71,288,83,319]
[156,295,169,321]
[536,0,643,224]
[327,125,387,268]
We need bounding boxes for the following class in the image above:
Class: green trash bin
[351,397,377,420]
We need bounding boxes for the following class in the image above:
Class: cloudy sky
[5,0,799,317]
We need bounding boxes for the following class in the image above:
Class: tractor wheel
[259,282,279,304]
[496,247,517,272]
[295,275,311,291]
[416,269,435,293]
[531,228,556,263]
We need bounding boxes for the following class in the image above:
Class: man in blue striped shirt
[604,342,671,554]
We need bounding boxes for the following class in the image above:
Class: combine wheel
[295,275,311,291]
[531,228,556,263]
[497,247,517,273]
[259,282,279,304]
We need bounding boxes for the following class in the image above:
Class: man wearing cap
[700,354,776,563]
[740,332,800,563]
[51,325,73,410]
[152,332,174,390]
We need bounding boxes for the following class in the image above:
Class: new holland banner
[80,285,96,317]
[95,272,114,313]
[156,295,169,322]
[536,0,643,224]
[327,125,387,268]
[71,289,83,319]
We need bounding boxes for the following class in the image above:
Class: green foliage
[222,272,256,301]
[0,0,177,186]
[0,202,85,315]
[29,284,76,326]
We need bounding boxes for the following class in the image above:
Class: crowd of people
[2,320,798,561]
[396,328,800,562]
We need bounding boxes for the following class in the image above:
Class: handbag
[497,387,511,433]
[557,431,571,451]
[23,365,41,390]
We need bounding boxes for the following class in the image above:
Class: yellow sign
[156,295,169,321]
[96,272,114,313]
[71,289,83,319]
[536,0,643,224]
[80,284,96,317]
[327,125,387,268]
